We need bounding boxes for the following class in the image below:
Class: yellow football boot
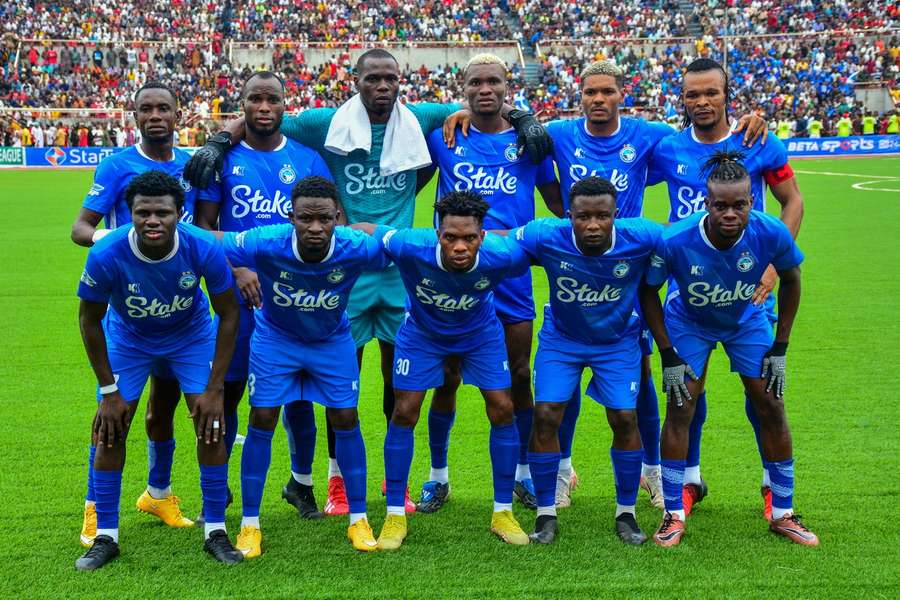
[376,514,407,551]
[135,490,194,527]
[347,518,378,552]
[236,525,263,558]
[80,503,97,548]
[491,510,530,545]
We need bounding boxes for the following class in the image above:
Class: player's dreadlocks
[124,170,185,210]
[702,149,749,185]
[682,58,729,128]
[434,190,490,225]
[570,176,618,208]
[291,176,340,207]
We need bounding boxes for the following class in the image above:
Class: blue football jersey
[77,223,233,352]
[427,127,556,229]
[514,217,663,344]
[223,224,388,342]
[374,226,530,336]
[198,138,333,231]
[649,126,790,223]
[82,145,198,228]
[646,211,804,330]
[546,117,675,216]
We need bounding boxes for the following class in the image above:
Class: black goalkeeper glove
[507,109,553,164]
[183,131,231,189]
[659,346,698,407]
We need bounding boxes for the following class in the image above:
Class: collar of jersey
[135,143,175,163]
[435,241,480,273]
[698,213,744,251]
[469,124,515,135]
[582,117,620,138]
[292,229,335,263]
[128,227,180,263]
[571,226,616,255]
[689,119,737,145]
[240,136,287,152]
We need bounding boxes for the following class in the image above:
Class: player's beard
[246,117,281,138]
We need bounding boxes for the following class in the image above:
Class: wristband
[92,229,111,243]
[659,346,678,364]
[770,341,789,355]
[99,382,119,395]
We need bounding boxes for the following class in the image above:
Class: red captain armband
[763,163,795,187]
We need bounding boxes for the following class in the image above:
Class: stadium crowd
[1,0,898,144]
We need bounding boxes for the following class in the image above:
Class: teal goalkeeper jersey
[280,102,461,229]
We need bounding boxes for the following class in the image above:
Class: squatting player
[640,151,818,547]
[542,60,768,508]
[195,71,333,522]
[71,82,203,545]
[221,177,390,556]
[512,176,663,545]
[353,191,532,550]
[649,58,804,518]
[186,49,551,515]
[417,53,563,513]
[74,171,240,570]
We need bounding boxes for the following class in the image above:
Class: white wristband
[92,229,112,243]
[99,382,119,395]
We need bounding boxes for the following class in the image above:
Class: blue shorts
[213,303,255,382]
[247,326,360,409]
[98,331,214,403]
[533,322,641,410]
[668,312,774,379]
[393,316,511,392]
[493,271,536,325]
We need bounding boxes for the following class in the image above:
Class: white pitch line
[794,170,898,179]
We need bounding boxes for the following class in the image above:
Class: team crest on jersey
[327,268,345,284]
[504,144,519,162]
[178,176,192,192]
[474,276,490,290]
[736,253,754,272]
[619,144,636,163]
[178,271,198,290]
[613,260,630,278]
[279,164,297,184]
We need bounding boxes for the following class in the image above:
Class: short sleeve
[222,229,258,270]
[645,120,677,146]
[363,233,390,269]
[535,155,557,186]
[77,249,114,303]
[82,158,121,215]
[769,219,804,272]
[425,128,443,165]
[512,218,543,258]
[373,224,401,261]
[310,152,334,182]
[280,109,335,150]
[500,234,532,277]
[197,176,223,204]
[645,241,669,286]
[646,143,668,187]
[761,135,790,172]
[201,239,234,295]
[409,102,462,136]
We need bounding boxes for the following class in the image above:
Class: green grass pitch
[1,157,898,598]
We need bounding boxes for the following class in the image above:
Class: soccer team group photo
[2,1,898,597]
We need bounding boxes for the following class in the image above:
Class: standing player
[195,71,333,522]
[542,60,769,509]
[649,58,804,519]
[185,49,552,516]
[513,177,663,545]
[640,151,818,547]
[353,191,532,550]
[417,54,563,513]
[71,83,202,545]
[221,177,390,556]
[74,171,240,570]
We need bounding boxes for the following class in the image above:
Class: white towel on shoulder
[324,93,431,177]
